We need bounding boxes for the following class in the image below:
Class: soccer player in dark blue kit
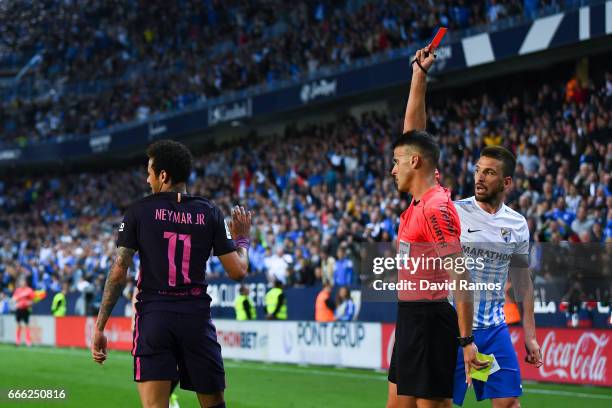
[91,140,251,408]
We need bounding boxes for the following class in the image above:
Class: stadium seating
[0,72,610,304]
[0,0,562,146]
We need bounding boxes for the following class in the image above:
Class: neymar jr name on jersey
[154,208,206,225]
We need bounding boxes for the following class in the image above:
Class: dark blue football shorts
[132,310,225,394]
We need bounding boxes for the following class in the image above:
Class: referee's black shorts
[388,301,459,399]
[15,308,31,324]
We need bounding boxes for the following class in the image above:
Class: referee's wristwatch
[458,335,475,347]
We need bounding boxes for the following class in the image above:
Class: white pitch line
[5,345,612,400]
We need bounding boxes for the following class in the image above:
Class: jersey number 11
[163,231,192,286]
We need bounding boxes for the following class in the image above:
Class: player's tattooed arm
[95,246,134,331]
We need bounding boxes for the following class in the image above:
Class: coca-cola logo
[539,331,608,383]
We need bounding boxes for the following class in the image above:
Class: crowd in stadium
[1,67,610,314]
[1,0,563,147]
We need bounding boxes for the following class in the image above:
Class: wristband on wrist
[234,235,250,249]
[458,335,474,347]
[411,58,428,75]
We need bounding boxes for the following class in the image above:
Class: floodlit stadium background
[0,1,611,407]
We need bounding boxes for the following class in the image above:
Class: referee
[12,278,35,347]
[386,48,488,408]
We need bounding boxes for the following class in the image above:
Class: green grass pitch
[0,344,610,407]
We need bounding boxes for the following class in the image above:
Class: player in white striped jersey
[452,146,542,408]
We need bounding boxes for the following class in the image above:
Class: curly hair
[146,139,193,185]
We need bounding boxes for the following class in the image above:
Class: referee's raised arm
[403,47,437,133]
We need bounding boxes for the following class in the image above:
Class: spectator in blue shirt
[547,197,576,234]
[0,291,11,314]
[334,286,356,321]
[523,0,539,20]
[249,240,267,274]
[333,247,354,287]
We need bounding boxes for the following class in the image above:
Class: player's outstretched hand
[229,205,252,238]
[463,343,490,386]
[525,338,543,368]
[412,47,436,74]
[92,329,108,365]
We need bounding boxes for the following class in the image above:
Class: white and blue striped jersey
[454,196,529,329]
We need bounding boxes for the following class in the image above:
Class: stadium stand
[1,70,610,307]
[0,0,570,147]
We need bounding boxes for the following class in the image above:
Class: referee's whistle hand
[463,343,489,385]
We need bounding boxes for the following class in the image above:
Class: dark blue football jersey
[117,192,235,314]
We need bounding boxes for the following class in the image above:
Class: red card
[428,27,447,51]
